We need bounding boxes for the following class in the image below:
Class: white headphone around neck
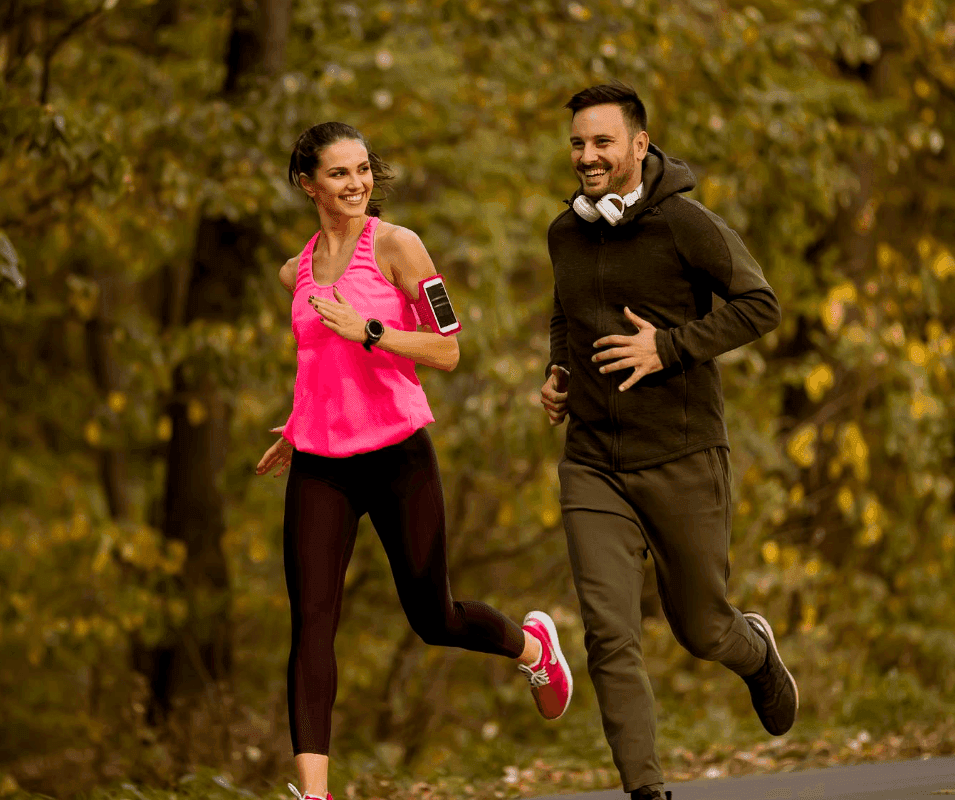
[573,186,643,226]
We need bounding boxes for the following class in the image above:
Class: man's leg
[559,457,662,793]
[625,447,767,677]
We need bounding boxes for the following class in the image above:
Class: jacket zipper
[595,228,621,471]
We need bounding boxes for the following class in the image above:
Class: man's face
[570,104,649,198]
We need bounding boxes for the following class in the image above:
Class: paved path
[527,756,955,799]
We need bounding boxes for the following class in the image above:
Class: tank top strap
[354,216,380,264]
[296,230,322,291]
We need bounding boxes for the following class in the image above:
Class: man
[540,81,797,800]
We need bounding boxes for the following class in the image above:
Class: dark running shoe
[631,787,671,800]
[743,612,799,735]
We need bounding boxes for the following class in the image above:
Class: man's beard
[579,150,637,198]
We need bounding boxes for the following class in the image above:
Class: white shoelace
[288,783,323,800]
[519,663,551,687]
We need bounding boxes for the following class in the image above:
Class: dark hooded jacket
[547,143,780,471]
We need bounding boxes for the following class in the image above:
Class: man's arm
[656,199,780,371]
[546,284,570,377]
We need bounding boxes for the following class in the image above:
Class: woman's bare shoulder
[375,221,425,261]
[278,254,299,294]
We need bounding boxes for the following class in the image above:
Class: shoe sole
[524,610,574,719]
[744,611,799,709]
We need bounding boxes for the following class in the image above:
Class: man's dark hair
[564,80,648,138]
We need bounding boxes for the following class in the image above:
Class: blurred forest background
[2,0,955,798]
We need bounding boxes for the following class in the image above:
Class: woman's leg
[365,429,527,658]
[284,451,363,797]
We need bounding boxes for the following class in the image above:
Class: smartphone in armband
[416,275,461,335]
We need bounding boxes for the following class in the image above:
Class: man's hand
[540,365,570,426]
[592,307,663,391]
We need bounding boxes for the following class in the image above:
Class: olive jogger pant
[559,447,767,793]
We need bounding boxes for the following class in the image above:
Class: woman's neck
[316,210,368,254]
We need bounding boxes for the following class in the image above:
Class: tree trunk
[136,0,290,720]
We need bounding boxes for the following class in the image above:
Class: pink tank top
[282,216,434,457]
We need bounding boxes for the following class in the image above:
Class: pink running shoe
[288,783,332,800]
[519,610,573,719]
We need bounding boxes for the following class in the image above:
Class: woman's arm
[375,225,459,371]
[308,225,460,371]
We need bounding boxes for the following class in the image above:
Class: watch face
[367,319,384,337]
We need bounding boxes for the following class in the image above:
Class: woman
[255,122,572,800]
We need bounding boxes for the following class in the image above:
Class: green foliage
[2,0,955,796]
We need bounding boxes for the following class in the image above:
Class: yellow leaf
[906,342,928,366]
[169,598,189,625]
[51,522,69,544]
[910,391,939,420]
[861,498,882,525]
[70,513,90,541]
[497,502,514,527]
[157,415,173,442]
[838,422,869,480]
[539,504,560,528]
[789,484,804,505]
[107,390,127,413]
[761,541,779,564]
[858,524,883,546]
[805,559,821,577]
[838,486,854,513]
[84,420,102,447]
[164,540,187,574]
[799,605,817,632]
[249,538,268,564]
[876,243,898,270]
[187,399,208,426]
[932,250,955,278]
[92,549,111,574]
[843,323,869,344]
[805,364,834,402]
[787,423,817,468]
[782,546,800,569]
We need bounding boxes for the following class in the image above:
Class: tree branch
[39,3,106,104]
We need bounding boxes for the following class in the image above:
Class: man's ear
[633,129,650,162]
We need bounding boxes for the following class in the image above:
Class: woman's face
[301,138,374,218]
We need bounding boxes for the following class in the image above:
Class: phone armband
[414,274,461,336]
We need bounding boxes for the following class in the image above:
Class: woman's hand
[309,288,367,343]
[255,427,293,477]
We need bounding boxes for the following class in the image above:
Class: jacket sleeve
[655,199,780,371]
[545,220,570,378]
[546,283,569,378]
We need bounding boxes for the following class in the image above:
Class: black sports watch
[363,318,385,351]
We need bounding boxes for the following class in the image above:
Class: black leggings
[283,427,526,755]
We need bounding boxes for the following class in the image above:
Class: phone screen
[424,281,458,329]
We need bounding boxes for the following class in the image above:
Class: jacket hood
[568,142,696,225]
